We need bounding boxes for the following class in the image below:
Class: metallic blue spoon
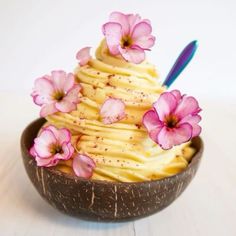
[162,40,198,88]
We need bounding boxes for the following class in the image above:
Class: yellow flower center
[121,36,133,48]
[50,143,63,155]
[53,91,65,101]
[165,115,179,128]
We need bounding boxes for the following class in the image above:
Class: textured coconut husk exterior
[21,118,203,222]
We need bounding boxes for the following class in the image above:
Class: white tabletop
[0,0,236,235]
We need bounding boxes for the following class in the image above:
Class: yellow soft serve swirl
[46,40,195,182]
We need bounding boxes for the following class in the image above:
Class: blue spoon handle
[162,40,198,88]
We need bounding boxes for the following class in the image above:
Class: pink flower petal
[142,19,151,25]
[142,110,163,142]
[53,85,81,113]
[60,142,72,160]
[43,125,58,136]
[29,146,37,157]
[170,90,182,102]
[50,70,74,94]
[51,70,67,92]
[100,98,126,124]
[109,11,130,35]
[157,123,193,150]
[179,114,202,137]
[72,154,96,179]
[68,142,75,157]
[36,156,59,167]
[175,96,201,119]
[102,22,122,55]
[131,21,152,39]
[64,73,75,92]
[54,142,73,161]
[131,21,155,50]
[40,103,58,117]
[45,126,71,144]
[133,35,155,50]
[127,14,141,31]
[55,100,77,113]
[118,45,145,64]
[76,47,91,66]
[34,129,56,158]
[39,156,63,167]
[64,85,81,104]
[58,129,72,144]
[31,77,54,105]
[153,92,177,121]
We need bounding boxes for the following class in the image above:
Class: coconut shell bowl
[20,118,203,222]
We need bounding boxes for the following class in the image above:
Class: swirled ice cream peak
[45,40,195,182]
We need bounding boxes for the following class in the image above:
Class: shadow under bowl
[21,118,203,222]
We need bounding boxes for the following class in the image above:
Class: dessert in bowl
[21,11,203,221]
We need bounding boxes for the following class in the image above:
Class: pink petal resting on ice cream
[72,154,96,179]
[100,98,126,124]
[76,47,91,66]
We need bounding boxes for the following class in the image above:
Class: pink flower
[76,47,91,66]
[142,90,202,150]
[72,154,96,179]
[31,70,81,117]
[29,125,74,167]
[100,98,126,124]
[102,11,155,64]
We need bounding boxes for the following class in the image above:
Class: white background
[0,0,235,236]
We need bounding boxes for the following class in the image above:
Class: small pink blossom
[142,90,202,150]
[72,153,96,179]
[100,98,126,124]
[102,11,155,64]
[29,125,74,167]
[76,47,91,66]
[31,70,81,117]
